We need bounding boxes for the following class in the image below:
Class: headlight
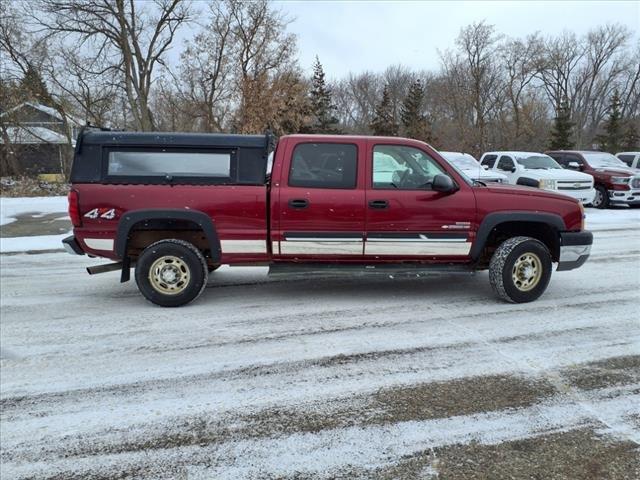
[611,176,629,185]
[538,179,557,190]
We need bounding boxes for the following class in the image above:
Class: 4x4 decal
[84,208,118,220]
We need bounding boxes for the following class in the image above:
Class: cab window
[372,145,446,190]
[618,154,635,167]
[481,154,497,168]
[289,143,358,189]
[497,156,515,171]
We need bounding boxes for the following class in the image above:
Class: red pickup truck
[64,130,592,307]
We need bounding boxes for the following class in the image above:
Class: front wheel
[489,236,552,303]
[592,185,609,209]
[135,239,208,307]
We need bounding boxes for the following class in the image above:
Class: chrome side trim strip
[365,241,471,256]
[280,241,364,255]
[220,239,267,254]
[84,238,114,251]
[285,237,362,242]
[367,237,466,243]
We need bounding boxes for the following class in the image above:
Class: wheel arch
[471,212,565,264]
[115,209,221,264]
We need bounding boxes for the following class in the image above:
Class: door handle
[368,200,389,209]
[288,199,309,209]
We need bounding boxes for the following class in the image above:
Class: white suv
[480,151,596,204]
[616,152,640,170]
[439,151,508,184]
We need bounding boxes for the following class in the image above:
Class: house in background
[0,102,82,177]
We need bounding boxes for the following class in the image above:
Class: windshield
[582,152,627,168]
[516,155,562,169]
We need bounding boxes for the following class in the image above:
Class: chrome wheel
[148,255,190,295]
[593,189,603,207]
[511,253,542,292]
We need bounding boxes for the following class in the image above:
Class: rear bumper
[557,230,593,271]
[62,235,84,255]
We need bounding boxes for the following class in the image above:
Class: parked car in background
[546,150,640,209]
[439,151,508,184]
[615,152,640,170]
[479,151,596,205]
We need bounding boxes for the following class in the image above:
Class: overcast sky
[273,0,640,79]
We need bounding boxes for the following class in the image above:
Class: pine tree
[400,79,434,143]
[306,56,339,133]
[621,121,639,150]
[548,96,574,150]
[595,91,623,152]
[19,65,54,106]
[370,85,398,136]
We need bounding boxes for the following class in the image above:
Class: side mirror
[568,162,580,170]
[432,174,456,193]
[482,164,489,170]
[510,166,517,173]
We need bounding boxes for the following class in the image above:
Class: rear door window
[288,143,358,189]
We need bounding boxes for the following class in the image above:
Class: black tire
[592,185,609,209]
[489,236,552,303]
[135,239,208,307]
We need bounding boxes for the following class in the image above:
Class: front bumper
[557,230,593,271]
[608,188,640,205]
[62,235,84,255]
[555,187,596,205]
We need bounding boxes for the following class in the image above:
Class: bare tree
[175,1,234,132]
[333,71,381,133]
[35,0,192,131]
[228,0,297,133]
[454,21,505,154]
[501,34,543,145]
[572,24,632,146]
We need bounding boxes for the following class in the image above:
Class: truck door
[364,141,476,259]
[273,139,366,258]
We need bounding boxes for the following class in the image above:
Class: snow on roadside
[0,197,70,253]
[585,207,640,231]
[0,196,68,226]
[0,234,71,253]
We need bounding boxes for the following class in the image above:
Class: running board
[87,262,123,275]
[268,263,474,278]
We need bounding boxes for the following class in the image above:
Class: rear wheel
[489,236,552,303]
[592,185,609,209]
[135,239,208,307]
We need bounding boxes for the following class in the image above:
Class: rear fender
[115,209,221,263]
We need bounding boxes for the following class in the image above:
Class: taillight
[68,189,81,227]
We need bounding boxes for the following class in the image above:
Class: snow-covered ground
[0,196,70,253]
[1,198,639,478]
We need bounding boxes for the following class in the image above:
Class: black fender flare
[470,211,566,261]
[115,209,221,263]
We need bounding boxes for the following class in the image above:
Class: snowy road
[1,208,639,478]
